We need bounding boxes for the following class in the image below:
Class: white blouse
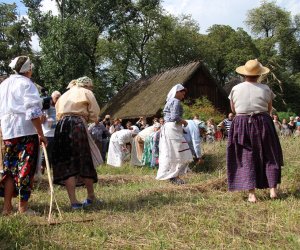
[0,74,42,140]
[229,81,275,114]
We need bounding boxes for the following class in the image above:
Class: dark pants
[95,139,108,162]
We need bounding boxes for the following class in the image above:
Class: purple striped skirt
[227,113,283,191]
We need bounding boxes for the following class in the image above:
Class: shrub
[182,96,225,123]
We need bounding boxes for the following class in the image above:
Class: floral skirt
[0,135,39,201]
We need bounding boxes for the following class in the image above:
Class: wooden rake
[42,142,63,223]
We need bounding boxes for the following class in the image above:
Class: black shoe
[169,177,185,185]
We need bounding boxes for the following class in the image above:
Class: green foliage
[182,97,225,123]
[0,3,32,75]
[277,111,297,121]
[245,0,291,38]
[202,25,259,85]
[16,0,300,114]
[246,1,300,114]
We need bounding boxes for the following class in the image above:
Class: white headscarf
[9,56,33,74]
[130,125,140,135]
[166,83,185,102]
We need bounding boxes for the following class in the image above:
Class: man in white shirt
[40,91,61,171]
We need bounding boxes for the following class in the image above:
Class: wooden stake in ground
[42,143,63,222]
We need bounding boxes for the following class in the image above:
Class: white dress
[107,129,133,167]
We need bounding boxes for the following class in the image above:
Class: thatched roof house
[100,61,230,120]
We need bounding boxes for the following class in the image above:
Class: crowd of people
[0,55,297,215]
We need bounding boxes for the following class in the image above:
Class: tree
[23,0,128,102]
[0,3,32,75]
[246,1,300,113]
[245,0,290,38]
[147,14,203,74]
[202,25,259,85]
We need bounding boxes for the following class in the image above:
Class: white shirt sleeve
[24,81,43,120]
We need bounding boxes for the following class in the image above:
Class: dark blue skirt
[52,116,98,186]
[227,113,283,191]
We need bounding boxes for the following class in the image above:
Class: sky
[3,0,300,50]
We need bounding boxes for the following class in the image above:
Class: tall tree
[0,3,32,75]
[203,25,259,85]
[246,1,300,112]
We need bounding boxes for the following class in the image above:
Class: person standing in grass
[52,76,102,209]
[0,56,47,215]
[227,59,283,202]
[156,84,193,185]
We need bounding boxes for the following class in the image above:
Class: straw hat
[236,59,270,76]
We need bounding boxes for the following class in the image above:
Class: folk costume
[52,77,102,186]
[156,84,193,181]
[0,56,42,202]
[107,127,139,167]
[227,60,283,196]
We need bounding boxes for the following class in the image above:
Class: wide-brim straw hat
[236,59,270,76]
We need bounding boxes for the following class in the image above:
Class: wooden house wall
[185,67,229,113]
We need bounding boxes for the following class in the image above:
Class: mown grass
[0,138,300,249]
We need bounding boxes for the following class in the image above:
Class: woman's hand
[181,119,188,127]
[39,134,48,147]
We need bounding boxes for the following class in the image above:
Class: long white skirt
[107,141,124,167]
[156,122,193,180]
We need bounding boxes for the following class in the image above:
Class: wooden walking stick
[42,142,62,222]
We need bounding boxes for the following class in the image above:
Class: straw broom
[42,142,63,222]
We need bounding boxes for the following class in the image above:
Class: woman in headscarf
[107,126,139,167]
[0,56,47,215]
[156,84,193,184]
[52,76,102,209]
[227,59,283,202]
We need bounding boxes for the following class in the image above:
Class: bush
[182,97,225,123]
[277,111,297,121]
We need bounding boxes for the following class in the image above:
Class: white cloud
[40,0,59,15]
[162,0,300,33]
[31,34,40,52]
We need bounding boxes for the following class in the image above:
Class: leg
[3,176,14,215]
[83,178,95,201]
[18,201,28,213]
[270,187,278,199]
[248,189,257,203]
[64,176,80,204]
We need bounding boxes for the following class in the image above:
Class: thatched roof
[100,61,223,119]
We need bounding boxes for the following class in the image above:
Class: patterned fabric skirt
[0,135,39,201]
[52,116,98,186]
[227,113,283,191]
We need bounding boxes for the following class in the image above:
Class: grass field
[0,137,300,249]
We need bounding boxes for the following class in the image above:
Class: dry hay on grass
[140,177,227,196]
[98,174,154,185]
[34,174,155,190]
